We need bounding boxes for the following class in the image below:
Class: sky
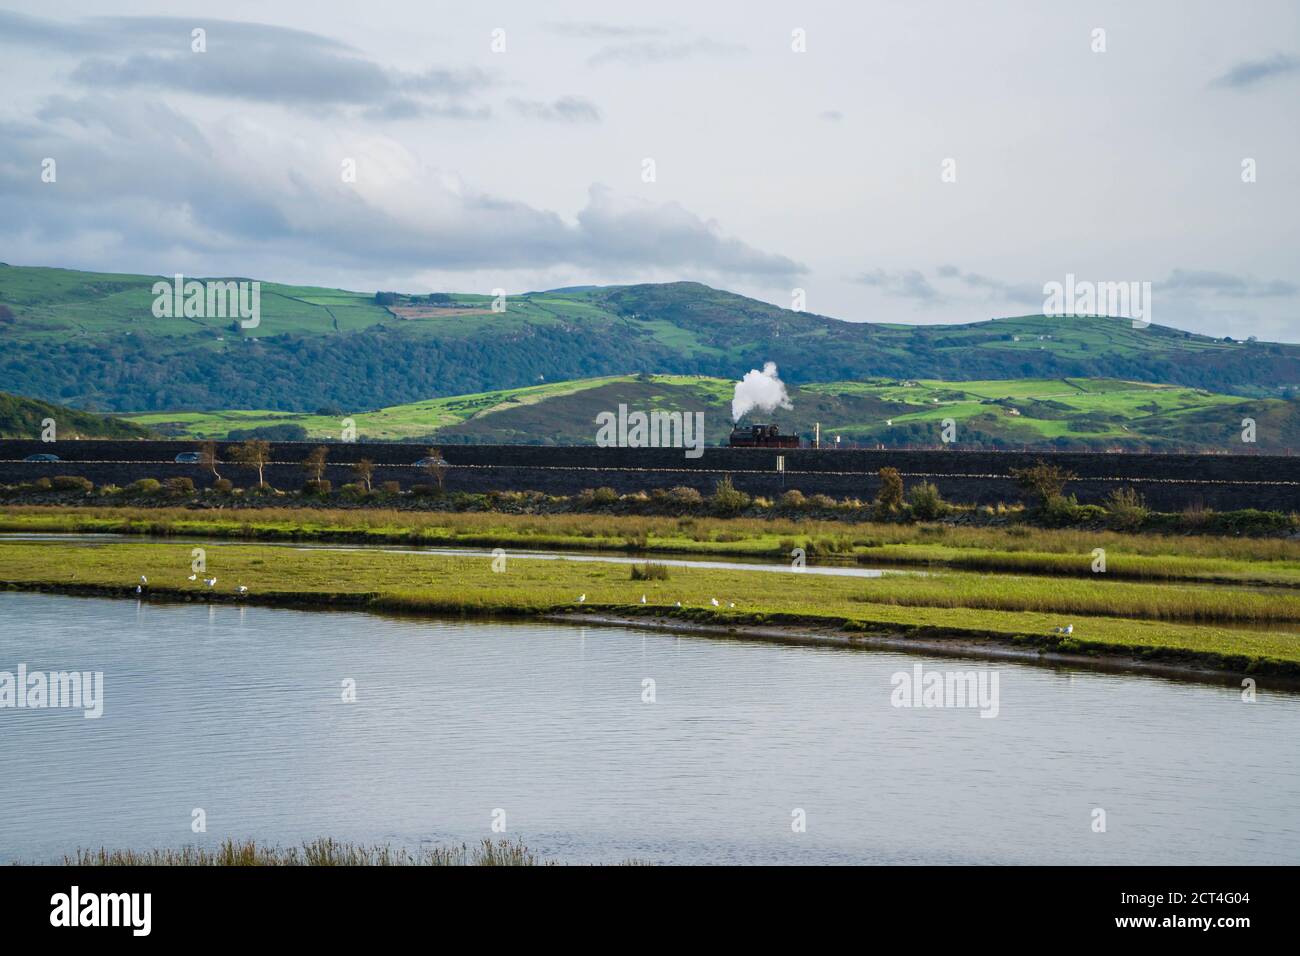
[1,0,1297,341]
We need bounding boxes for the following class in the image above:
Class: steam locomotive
[727,422,800,448]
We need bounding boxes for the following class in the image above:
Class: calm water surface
[1,592,1297,865]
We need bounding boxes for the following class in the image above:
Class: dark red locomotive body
[727,423,800,448]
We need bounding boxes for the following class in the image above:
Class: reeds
[630,561,670,580]
[65,837,548,866]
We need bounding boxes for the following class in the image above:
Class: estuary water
[1,591,1296,865]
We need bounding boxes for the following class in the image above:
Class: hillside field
[4,264,1299,413]
[123,374,1300,452]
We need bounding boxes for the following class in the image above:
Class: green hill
[124,375,1300,452]
[3,264,1299,412]
[0,392,153,440]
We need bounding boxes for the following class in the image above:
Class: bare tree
[229,439,272,488]
[423,447,447,491]
[353,458,375,492]
[303,445,328,483]
[199,440,222,482]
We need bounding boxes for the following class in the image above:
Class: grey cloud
[546,22,669,39]
[0,96,800,281]
[868,265,1040,305]
[819,110,844,122]
[946,268,1042,304]
[855,269,940,301]
[1210,53,1300,89]
[0,12,354,54]
[362,98,492,121]
[588,38,746,68]
[5,12,490,118]
[508,96,602,123]
[0,10,108,50]
[69,48,490,111]
[574,186,803,278]
[932,265,1298,307]
[1159,269,1298,298]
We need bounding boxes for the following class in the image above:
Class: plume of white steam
[732,361,793,422]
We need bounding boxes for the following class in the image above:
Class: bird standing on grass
[1053,625,1074,635]
[188,574,197,581]
[237,585,249,595]
[710,598,719,607]
[204,577,217,588]
[578,594,586,603]
[640,595,647,604]
[139,575,148,585]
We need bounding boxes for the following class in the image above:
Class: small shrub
[97,484,122,496]
[381,481,402,495]
[211,478,234,493]
[411,483,438,496]
[52,475,93,493]
[630,562,670,581]
[1104,486,1148,530]
[302,479,332,496]
[163,476,195,496]
[1040,494,1104,526]
[1011,460,1076,504]
[710,476,750,514]
[809,493,836,509]
[31,477,53,491]
[588,486,618,506]
[907,482,947,520]
[778,489,806,509]
[668,486,703,507]
[875,467,905,513]
[1215,509,1292,535]
[127,478,162,495]
[1180,502,1214,529]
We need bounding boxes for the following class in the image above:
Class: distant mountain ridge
[1,264,1297,412]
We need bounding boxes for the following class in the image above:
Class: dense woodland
[4,324,1297,414]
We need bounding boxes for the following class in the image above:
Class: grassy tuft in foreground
[65,837,553,866]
